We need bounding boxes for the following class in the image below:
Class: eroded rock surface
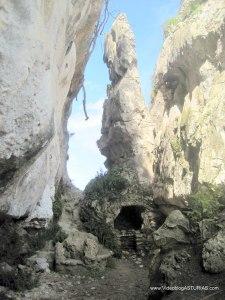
[55,184,112,272]
[202,229,225,273]
[150,0,225,211]
[153,210,190,249]
[98,14,155,184]
[0,0,103,218]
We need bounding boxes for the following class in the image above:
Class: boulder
[199,218,220,241]
[0,262,14,276]
[26,256,50,273]
[202,229,225,273]
[84,238,99,261]
[55,230,112,273]
[153,210,190,249]
[159,249,191,286]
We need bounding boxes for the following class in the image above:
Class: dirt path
[11,256,149,300]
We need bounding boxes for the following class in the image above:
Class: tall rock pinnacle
[97,14,154,183]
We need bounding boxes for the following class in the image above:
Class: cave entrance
[114,205,144,231]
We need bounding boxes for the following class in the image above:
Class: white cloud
[68,114,102,132]
[67,97,106,190]
[67,98,104,132]
[87,98,104,110]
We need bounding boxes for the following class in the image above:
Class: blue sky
[67,0,180,190]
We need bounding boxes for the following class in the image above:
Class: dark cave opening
[114,205,144,231]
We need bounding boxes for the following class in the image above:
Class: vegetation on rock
[170,137,182,158]
[0,267,39,292]
[164,0,205,36]
[187,183,225,223]
[53,192,63,222]
[182,0,205,17]
[0,183,68,292]
[80,167,153,257]
[0,217,39,291]
[80,205,121,257]
[164,16,180,37]
[180,107,192,128]
[84,167,129,203]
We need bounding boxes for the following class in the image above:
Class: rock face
[97,14,155,183]
[202,229,225,273]
[55,185,112,272]
[98,1,225,214]
[150,0,225,210]
[80,166,158,256]
[153,210,190,249]
[0,0,103,218]
[149,210,191,293]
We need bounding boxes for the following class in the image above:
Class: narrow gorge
[1,0,225,299]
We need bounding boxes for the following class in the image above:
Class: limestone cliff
[98,14,155,183]
[98,1,225,216]
[150,0,225,212]
[0,0,103,218]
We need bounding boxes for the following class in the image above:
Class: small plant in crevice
[164,0,206,37]
[151,84,158,99]
[164,16,181,37]
[28,183,67,253]
[170,136,183,159]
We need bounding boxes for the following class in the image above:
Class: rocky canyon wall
[99,0,225,214]
[150,0,225,212]
[0,0,103,219]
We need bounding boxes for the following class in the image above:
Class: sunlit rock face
[150,0,225,212]
[98,14,155,183]
[0,0,103,218]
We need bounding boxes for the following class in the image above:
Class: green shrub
[28,222,68,252]
[187,183,225,223]
[80,206,121,258]
[0,222,25,265]
[0,268,39,291]
[85,168,128,203]
[166,17,180,28]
